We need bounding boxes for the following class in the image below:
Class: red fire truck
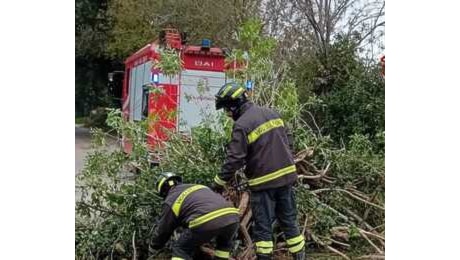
[119,29,232,153]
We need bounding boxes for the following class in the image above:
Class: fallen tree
[76,108,384,259]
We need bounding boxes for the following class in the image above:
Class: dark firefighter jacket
[214,102,297,191]
[151,184,239,249]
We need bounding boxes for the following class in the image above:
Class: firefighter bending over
[212,82,306,260]
[151,172,239,260]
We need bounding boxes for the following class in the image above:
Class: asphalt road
[75,126,92,175]
[75,126,121,202]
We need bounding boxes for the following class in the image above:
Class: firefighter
[212,82,306,260]
[151,172,240,260]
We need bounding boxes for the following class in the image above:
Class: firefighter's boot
[293,250,306,260]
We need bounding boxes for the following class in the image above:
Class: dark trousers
[172,222,239,260]
[251,185,304,257]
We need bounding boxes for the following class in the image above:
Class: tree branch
[311,234,351,260]
[359,230,383,254]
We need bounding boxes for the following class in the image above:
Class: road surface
[75,126,92,175]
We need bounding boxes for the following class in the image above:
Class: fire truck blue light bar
[201,39,211,49]
[246,80,253,90]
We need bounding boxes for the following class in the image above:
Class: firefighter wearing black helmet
[151,172,239,260]
[213,82,306,260]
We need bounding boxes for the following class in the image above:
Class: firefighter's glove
[210,182,225,194]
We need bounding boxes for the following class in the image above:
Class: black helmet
[215,82,247,110]
[156,172,182,198]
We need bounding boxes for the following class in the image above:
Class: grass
[75,117,86,125]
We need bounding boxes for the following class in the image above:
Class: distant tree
[76,0,111,59]
[262,0,385,61]
[259,0,385,142]
[76,0,116,116]
[105,0,262,59]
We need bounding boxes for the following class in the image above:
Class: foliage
[292,37,385,143]
[76,112,159,260]
[84,107,110,129]
[76,117,86,125]
[75,0,116,116]
[225,18,288,111]
[153,48,184,78]
[75,57,116,117]
[75,0,111,59]
[106,0,261,60]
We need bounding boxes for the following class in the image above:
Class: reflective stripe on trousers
[286,234,305,253]
[214,249,230,258]
[255,240,273,254]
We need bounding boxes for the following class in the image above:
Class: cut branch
[359,230,383,254]
[132,231,137,260]
[358,228,385,241]
[356,254,385,259]
[311,234,350,260]
[313,188,385,210]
